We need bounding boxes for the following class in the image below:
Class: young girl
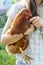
[1,0,43,65]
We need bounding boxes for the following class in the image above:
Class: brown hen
[6,8,32,54]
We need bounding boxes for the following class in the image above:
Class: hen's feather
[10,8,32,35]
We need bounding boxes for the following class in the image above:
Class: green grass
[0,27,16,65]
[0,43,16,65]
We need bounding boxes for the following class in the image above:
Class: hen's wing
[10,8,31,35]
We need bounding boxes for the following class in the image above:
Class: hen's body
[10,8,31,35]
[6,35,29,54]
[6,8,32,54]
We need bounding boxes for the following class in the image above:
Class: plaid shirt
[29,29,43,65]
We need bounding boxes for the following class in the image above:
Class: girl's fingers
[30,16,43,28]
[32,19,40,27]
[34,21,40,27]
[30,16,41,28]
[32,18,40,24]
[34,21,40,26]
[24,25,34,35]
[30,16,39,22]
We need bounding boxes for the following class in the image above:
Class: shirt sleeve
[6,2,23,19]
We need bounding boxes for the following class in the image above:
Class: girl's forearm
[1,34,23,45]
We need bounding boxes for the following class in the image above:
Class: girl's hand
[24,24,34,35]
[30,16,43,28]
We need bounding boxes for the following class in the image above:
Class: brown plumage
[7,35,29,54]
[10,8,32,35]
[6,8,32,54]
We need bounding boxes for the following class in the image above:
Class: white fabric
[37,4,43,35]
[6,2,24,19]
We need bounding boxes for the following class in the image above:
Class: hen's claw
[19,47,33,65]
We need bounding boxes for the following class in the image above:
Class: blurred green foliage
[0,1,21,65]
[0,43,16,65]
[0,11,7,28]
[0,14,16,65]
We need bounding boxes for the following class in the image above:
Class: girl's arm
[1,3,24,45]
[1,32,23,45]
[1,17,23,45]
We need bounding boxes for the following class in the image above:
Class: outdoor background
[0,0,20,65]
